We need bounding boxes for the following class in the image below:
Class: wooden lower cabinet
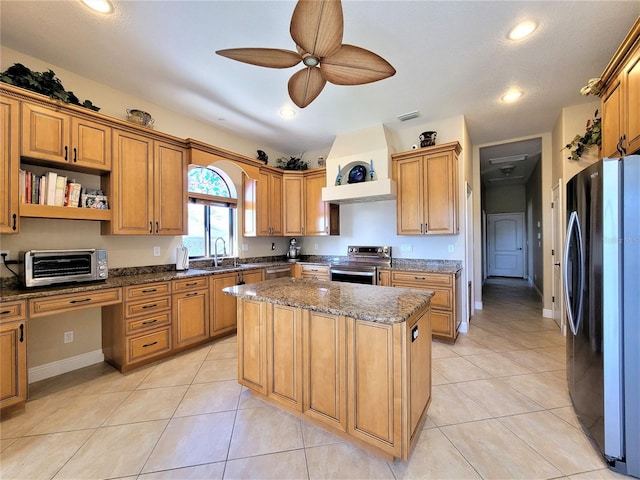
[236,298,432,460]
[294,263,330,281]
[173,277,209,350]
[303,310,347,431]
[211,268,264,337]
[0,300,27,412]
[391,270,461,342]
[103,282,173,372]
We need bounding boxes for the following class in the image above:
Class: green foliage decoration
[0,63,100,111]
[276,155,308,170]
[564,110,601,161]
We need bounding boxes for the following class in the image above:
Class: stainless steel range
[329,246,391,285]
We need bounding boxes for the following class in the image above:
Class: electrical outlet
[64,331,74,343]
[153,246,161,256]
[0,250,9,259]
[314,243,319,251]
[242,243,249,252]
[448,244,455,253]
[400,244,412,252]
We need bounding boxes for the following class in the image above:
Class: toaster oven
[20,249,108,288]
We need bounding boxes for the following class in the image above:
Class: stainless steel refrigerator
[564,155,639,478]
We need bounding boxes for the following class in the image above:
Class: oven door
[329,266,377,285]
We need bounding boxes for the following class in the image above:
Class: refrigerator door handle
[563,211,584,336]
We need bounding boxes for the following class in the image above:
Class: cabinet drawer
[125,282,171,301]
[300,265,329,274]
[431,310,453,337]
[391,271,452,287]
[127,327,171,364]
[173,277,208,293]
[429,288,452,310]
[125,296,171,318]
[29,288,122,318]
[126,312,171,335]
[0,300,26,323]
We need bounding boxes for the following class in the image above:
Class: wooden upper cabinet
[105,130,186,235]
[0,96,20,233]
[245,167,283,236]
[393,141,461,235]
[283,173,304,236]
[21,102,111,170]
[304,170,340,236]
[599,19,640,156]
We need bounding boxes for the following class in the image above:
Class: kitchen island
[223,278,434,461]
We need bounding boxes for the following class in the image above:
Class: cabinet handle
[19,324,24,342]
[186,292,198,297]
[141,303,158,309]
[141,319,158,325]
[11,213,16,231]
[149,221,153,234]
[0,310,10,315]
[69,298,91,304]
[142,341,158,348]
[302,226,304,235]
[414,276,426,280]
[155,221,159,234]
[64,145,68,160]
[73,147,77,162]
[141,288,158,293]
[184,282,198,286]
[622,134,627,155]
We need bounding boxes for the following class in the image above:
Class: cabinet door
[602,78,623,158]
[303,311,347,431]
[256,170,271,236]
[71,117,111,170]
[173,288,209,349]
[21,102,70,163]
[347,318,401,457]
[304,172,329,235]
[110,130,154,234]
[378,269,391,286]
[283,174,304,236]
[0,321,27,409]
[269,172,283,235]
[395,157,424,235]
[0,97,19,233]
[424,150,457,234]
[624,51,640,154]
[211,272,239,335]
[154,141,187,235]
[242,269,264,284]
[267,304,303,411]
[237,298,268,394]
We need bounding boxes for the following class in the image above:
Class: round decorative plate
[347,165,367,184]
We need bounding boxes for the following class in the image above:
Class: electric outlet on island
[64,331,74,344]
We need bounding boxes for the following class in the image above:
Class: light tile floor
[0,278,630,479]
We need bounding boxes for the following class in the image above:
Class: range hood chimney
[321,125,397,204]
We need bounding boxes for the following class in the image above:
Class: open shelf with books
[20,203,111,220]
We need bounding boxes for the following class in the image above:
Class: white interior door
[487,213,525,278]
[551,180,565,333]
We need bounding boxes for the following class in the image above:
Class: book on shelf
[65,180,82,207]
[45,171,57,205]
[54,175,67,206]
[18,169,26,204]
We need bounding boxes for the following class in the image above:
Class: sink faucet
[213,237,226,267]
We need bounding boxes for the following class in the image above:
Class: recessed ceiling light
[80,0,113,14]
[508,21,537,40]
[501,90,523,103]
[279,107,296,118]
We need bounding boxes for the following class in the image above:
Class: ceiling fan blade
[290,0,343,58]
[288,67,326,108]
[321,45,396,85]
[216,48,301,68]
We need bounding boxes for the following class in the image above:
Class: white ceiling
[1,1,638,166]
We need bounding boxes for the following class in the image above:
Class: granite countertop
[223,277,434,325]
[0,262,289,302]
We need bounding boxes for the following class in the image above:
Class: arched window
[183,166,237,259]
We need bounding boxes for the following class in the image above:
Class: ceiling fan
[216,0,396,108]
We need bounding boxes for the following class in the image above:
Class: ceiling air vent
[396,110,420,122]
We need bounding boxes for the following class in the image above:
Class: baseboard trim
[28,350,104,384]
[542,308,553,319]
[459,322,469,333]
[475,301,483,310]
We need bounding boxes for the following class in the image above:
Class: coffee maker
[287,238,301,262]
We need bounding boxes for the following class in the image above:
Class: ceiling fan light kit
[216,0,396,108]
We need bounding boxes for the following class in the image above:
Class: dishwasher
[265,265,292,280]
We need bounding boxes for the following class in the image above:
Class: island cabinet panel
[237,299,268,395]
[303,311,347,431]
[267,305,303,411]
[408,308,432,442]
[347,319,401,456]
